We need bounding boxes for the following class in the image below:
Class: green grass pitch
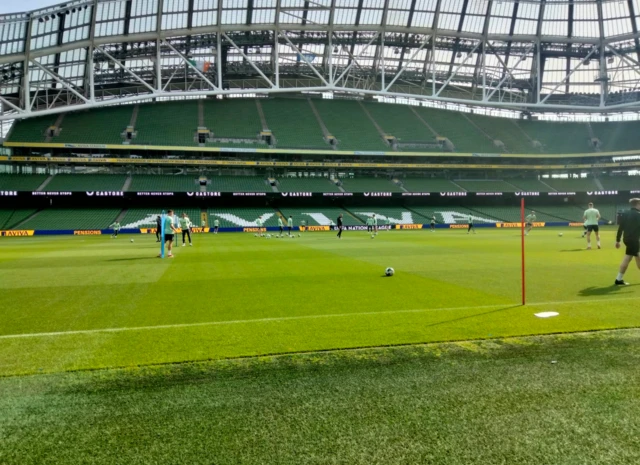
[0,226,638,376]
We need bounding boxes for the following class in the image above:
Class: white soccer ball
[130,239,134,243]
[558,232,563,237]
[266,234,271,239]
[385,267,394,277]
[371,234,375,239]
[290,235,294,239]
[298,234,301,237]
[254,234,258,237]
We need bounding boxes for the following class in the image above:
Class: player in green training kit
[287,216,293,236]
[366,216,373,233]
[158,210,179,258]
[277,217,284,237]
[256,218,264,237]
[525,211,536,236]
[109,221,121,238]
[372,214,378,235]
[300,219,306,233]
[583,202,601,249]
[179,213,193,246]
[213,219,219,234]
[467,216,476,234]
[615,198,640,285]
[430,216,436,232]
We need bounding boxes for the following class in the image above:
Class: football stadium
[2,0,640,463]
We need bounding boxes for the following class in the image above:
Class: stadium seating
[592,121,640,152]
[400,178,464,192]
[598,176,640,191]
[127,175,200,192]
[260,99,327,149]
[467,114,535,153]
[19,208,121,230]
[339,178,403,193]
[454,180,520,192]
[507,178,556,192]
[44,174,127,192]
[0,174,48,191]
[350,207,424,225]
[516,120,592,153]
[276,177,341,193]
[119,208,201,230]
[313,100,389,151]
[361,102,442,150]
[468,206,566,223]
[277,207,362,226]
[208,208,280,228]
[412,107,498,153]
[135,101,199,146]
[0,209,37,229]
[209,176,270,192]
[203,98,263,141]
[6,115,57,143]
[542,178,600,192]
[54,106,133,145]
[408,206,498,224]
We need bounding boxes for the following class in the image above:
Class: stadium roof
[3,0,640,120]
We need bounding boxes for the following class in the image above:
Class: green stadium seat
[128,175,200,192]
[55,106,133,145]
[340,178,403,193]
[19,209,121,230]
[135,101,199,146]
[0,174,48,191]
[400,178,464,192]
[208,208,279,228]
[454,180,520,192]
[0,209,37,229]
[44,174,127,192]
[261,99,327,149]
[278,207,361,226]
[209,176,270,192]
[276,177,341,193]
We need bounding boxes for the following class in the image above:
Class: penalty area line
[1,296,639,340]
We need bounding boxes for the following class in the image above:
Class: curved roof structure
[2,0,640,120]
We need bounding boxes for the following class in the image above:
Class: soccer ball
[558,232,563,237]
[130,239,134,243]
[290,235,294,239]
[298,234,301,237]
[371,234,375,239]
[266,234,271,239]
[254,234,258,237]
[385,267,394,277]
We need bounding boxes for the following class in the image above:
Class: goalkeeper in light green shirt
[109,221,121,238]
[179,213,193,247]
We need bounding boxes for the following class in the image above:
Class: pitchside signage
[86,191,124,197]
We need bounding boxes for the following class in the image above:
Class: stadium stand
[260,99,326,149]
[0,209,37,229]
[362,102,442,151]
[209,176,270,192]
[507,178,556,192]
[0,174,48,191]
[208,208,280,227]
[400,178,464,192]
[468,206,567,223]
[454,180,519,192]
[408,206,498,224]
[44,174,127,192]
[119,208,201,230]
[203,98,263,143]
[412,106,498,153]
[350,207,424,225]
[592,121,640,152]
[127,175,200,192]
[339,178,403,193]
[5,115,57,143]
[54,106,133,144]
[542,177,600,192]
[276,177,341,193]
[135,101,198,146]
[278,207,362,226]
[467,114,535,153]
[598,175,640,190]
[516,120,592,153]
[313,100,388,151]
[19,208,120,230]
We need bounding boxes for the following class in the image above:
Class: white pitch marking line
[1,296,639,340]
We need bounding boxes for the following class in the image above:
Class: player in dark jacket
[614,198,640,285]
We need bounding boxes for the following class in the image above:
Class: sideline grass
[2,329,640,465]
[0,228,639,375]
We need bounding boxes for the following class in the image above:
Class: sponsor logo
[363,192,392,197]
[1,230,35,236]
[475,192,503,196]
[398,224,423,230]
[0,191,18,196]
[233,192,267,197]
[440,192,467,197]
[322,192,353,197]
[186,192,221,197]
[73,230,102,235]
[569,222,586,227]
[63,143,107,149]
[401,192,431,196]
[586,190,618,196]
[139,228,158,234]
[86,191,124,197]
[302,226,330,232]
[243,227,267,232]
[32,191,72,196]
[514,192,540,196]
[631,190,640,194]
[496,222,546,228]
[449,224,468,229]
[547,192,576,196]
[189,227,210,233]
[338,225,392,231]
[281,192,312,197]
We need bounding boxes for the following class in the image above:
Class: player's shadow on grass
[578,284,639,297]
[560,249,588,252]
[106,257,158,262]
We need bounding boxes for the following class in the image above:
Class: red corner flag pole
[521,198,526,306]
